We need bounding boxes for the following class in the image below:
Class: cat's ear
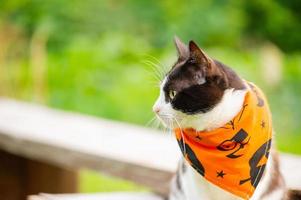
[189,40,212,67]
[174,36,189,61]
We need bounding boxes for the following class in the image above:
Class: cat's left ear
[189,40,213,68]
[174,36,189,61]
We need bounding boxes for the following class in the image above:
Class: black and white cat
[152,37,298,200]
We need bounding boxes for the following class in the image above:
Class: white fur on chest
[177,150,282,200]
[180,161,241,200]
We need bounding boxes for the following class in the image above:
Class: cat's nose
[153,106,161,114]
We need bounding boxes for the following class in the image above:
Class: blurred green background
[1,0,300,193]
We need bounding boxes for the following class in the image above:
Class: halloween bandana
[174,82,272,199]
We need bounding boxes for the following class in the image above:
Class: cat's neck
[178,86,248,131]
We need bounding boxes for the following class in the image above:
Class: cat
[152,37,300,200]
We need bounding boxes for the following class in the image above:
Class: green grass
[79,170,147,193]
[276,133,301,155]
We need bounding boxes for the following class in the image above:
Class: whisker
[141,62,162,82]
[144,60,165,78]
[154,113,186,155]
[167,119,174,137]
[141,54,166,72]
[154,118,161,130]
[145,116,157,128]
[143,60,165,80]
[141,59,162,74]
[172,116,186,155]
[140,67,162,91]
[140,59,162,76]
[144,54,164,66]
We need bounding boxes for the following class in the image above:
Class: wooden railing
[0,98,300,200]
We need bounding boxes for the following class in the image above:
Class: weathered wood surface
[28,192,163,200]
[0,98,300,197]
[0,98,180,196]
[0,150,77,200]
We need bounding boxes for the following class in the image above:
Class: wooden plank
[0,98,300,196]
[0,150,25,200]
[0,98,180,196]
[0,150,77,200]
[28,192,163,200]
[24,158,77,195]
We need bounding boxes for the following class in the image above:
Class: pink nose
[153,107,160,114]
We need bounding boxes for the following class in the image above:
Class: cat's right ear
[188,40,213,67]
[174,36,189,61]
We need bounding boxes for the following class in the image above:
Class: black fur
[164,40,245,114]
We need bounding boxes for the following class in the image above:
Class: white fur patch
[152,78,176,127]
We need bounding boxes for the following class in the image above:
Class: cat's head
[153,37,246,130]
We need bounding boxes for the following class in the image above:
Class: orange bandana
[174,82,272,199]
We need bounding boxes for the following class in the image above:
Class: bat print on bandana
[240,139,271,188]
[177,137,205,176]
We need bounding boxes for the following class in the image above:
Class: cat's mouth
[155,113,172,128]
[155,112,183,129]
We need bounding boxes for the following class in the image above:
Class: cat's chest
[178,151,283,200]
[184,162,242,200]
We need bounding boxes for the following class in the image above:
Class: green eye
[169,90,177,99]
